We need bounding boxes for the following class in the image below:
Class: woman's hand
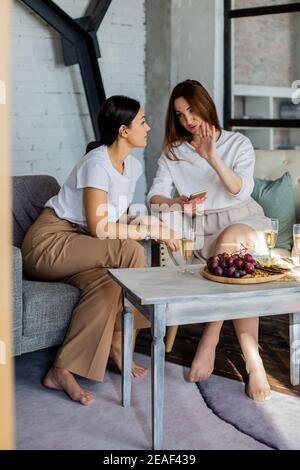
[136,218,180,251]
[183,195,207,216]
[173,194,207,216]
[150,223,180,251]
[191,122,217,163]
[162,238,181,252]
[173,195,190,208]
[191,123,242,195]
[131,215,162,227]
[157,227,181,252]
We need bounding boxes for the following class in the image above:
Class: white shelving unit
[233,84,294,150]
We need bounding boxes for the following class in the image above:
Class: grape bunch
[207,252,261,279]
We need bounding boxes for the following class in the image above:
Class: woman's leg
[189,320,223,382]
[189,223,261,383]
[44,240,149,404]
[109,330,147,378]
[22,213,149,404]
[217,223,271,400]
[233,318,271,401]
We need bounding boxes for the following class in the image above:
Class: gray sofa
[12,175,151,356]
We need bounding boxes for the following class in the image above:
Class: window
[224,0,300,149]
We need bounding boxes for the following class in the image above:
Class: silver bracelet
[145,230,151,241]
[141,225,151,240]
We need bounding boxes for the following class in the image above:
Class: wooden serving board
[202,266,287,284]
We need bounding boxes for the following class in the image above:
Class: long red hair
[164,80,221,161]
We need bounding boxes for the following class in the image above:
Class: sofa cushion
[22,281,80,336]
[13,175,60,248]
[251,172,296,251]
[20,330,68,355]
[254,150,300,221]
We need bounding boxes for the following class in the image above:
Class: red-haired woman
[148,80,271,401]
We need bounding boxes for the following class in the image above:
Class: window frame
[224,0,300,132]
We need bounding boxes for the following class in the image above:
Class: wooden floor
[136,314,300,397]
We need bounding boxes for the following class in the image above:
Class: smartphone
[189,190,207,200]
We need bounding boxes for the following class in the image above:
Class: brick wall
[11,0,146,203]
[234,0,297,87]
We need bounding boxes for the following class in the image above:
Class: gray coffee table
[108,264,300,450]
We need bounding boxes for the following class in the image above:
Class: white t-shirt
[45,145,143,227]
[147,130,255,210]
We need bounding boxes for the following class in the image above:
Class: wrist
[140,224,151,240]
[145,229,151,241]
[173,197,185,209]
[209,152,220,169]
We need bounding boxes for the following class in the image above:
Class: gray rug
[198,375,300,450]
[15,348,269,450]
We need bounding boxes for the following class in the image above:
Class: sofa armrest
[12,246,23,355]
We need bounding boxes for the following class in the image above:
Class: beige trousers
[21,208,149,381]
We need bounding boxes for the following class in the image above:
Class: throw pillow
[251,171,296,251]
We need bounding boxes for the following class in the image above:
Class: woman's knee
[120,239,147,268]
[216,224,258,252]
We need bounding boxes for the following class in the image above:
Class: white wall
[10,0,146,203]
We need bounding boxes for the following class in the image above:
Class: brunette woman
[22,95,179,405]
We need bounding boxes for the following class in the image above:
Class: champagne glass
[179,227,196,274]
[264,218,279,258]
[293,224,300,264]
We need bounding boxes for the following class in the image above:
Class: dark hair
[86,95,140,153]
[164,80,221,160]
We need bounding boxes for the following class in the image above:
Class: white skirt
[160,198,270,263]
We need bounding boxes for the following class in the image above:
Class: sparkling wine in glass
[293,224,300,264]
[264,218,279,258]
[179,228,196,274]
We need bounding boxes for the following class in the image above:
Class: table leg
[289,312,300,386]
[151,304,166,450]
[122,303,133,407]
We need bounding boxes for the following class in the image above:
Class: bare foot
[110,331,148,378]
[245,365,271,401]
[131,361,149,378]
[43,367,94,405]
[188,342,216,382]
[109,346,148,378]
